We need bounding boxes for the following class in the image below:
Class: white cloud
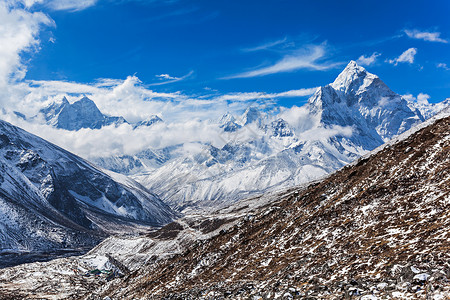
[150,70,194,86]
[156,74,179,80]
[22,0,44,8]
[278,105,353,140]
[298,125,353,141]
[0,1,52,86]
[18,75,318,123]
[388,48,417,65]
[242,37,288,52]
[417,93,430,104]
[0,69,325,160]
[2,112,229,159]
[45,0,97,11]
[224,44,340,79]
[404,29,448,43]
[278,105,318,133]
[402,93,430,105]
[356,52,381,66]
[437,63,449,70]
[215,87,318,102]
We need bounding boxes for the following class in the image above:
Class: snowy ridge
[0,119,176,256]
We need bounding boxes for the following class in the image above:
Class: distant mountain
[219,112,242,132]
[0,119,176,256]
[127,61,425,212]
[133,115,163,129]
[241,106,264,126]
[34,62,443,214]
[406,97,450,119]
[40,96,127,130]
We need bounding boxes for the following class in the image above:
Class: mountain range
[26,61,448,214]
[110,61,429,212]
[0,95,448,299]
[2,60,447,257]
[39,96,162,131]
[0,119,175,263]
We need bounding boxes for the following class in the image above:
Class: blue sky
[19,0,449,106]
[0,0,448,159]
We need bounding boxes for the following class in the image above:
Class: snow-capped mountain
[0,119,175,255]
[219,112,242,132]
[33,61,439,213]
[133,115,163,129]
[3,109,448,299]
[116,61,425,212]
[406,97,450,120]
[40,96,127,130]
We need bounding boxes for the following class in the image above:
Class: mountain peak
[133,115,163,129]
[241,107,262,126]
[79,96,91,101]
[219,112,236,124]
[40,96,126,131]
[330,60,376,93]
[61,96,69,105]
[75,96,97,107]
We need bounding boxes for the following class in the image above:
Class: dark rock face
[101,115,450,298]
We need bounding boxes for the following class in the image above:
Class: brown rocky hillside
[99,115,450,299]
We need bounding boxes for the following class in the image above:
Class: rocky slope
[0,119,176,264]
[0,105,447,299]
[97,112,450,299]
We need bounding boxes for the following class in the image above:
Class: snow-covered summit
[133,115,163,129]
[406,97,450,120]
[330,60,378,94]
[241,107,264,126]
[308,61,423,142]
[219,112,242,132]
[219,112,236,124]
[40,96,128,131]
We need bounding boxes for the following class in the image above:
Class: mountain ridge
[0,118,176,260]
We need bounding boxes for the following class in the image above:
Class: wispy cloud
[45,0,98,11]
[224,44,339,79]
[214,87,318,102]
[156,74,179,80]
[356,52,381,66]
[404,29,448,43]
[242,37,288,52]
[149,70,194,86]
[388,48,417,65]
